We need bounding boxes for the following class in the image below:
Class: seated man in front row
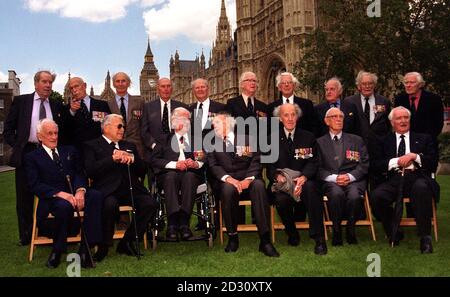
[25,119,103,268]
[371,106,439,253]
[207,112,280,257]
[268,103,327,255]
[316,107,369,246]
[151,107,204,241]
[84,114,156,261]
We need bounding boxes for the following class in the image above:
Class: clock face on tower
[148,79,156,88]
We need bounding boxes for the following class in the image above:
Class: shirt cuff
[151,143,156,150]
[388,158,400,171]
[76,187,86,193]
[325,174,338,183]
[196,161,204,168]
[415,154,422,167]
[347,174,356,182]
[70,109,76,116]
[245,176,255,181]
[221,175,230,182]
[165,161,177,169]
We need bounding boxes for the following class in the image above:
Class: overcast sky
[0,0,236,96]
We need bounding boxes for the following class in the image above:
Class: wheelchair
[149,170,216,250]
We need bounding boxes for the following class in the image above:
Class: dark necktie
[51,148,63,170]
[333,135,339,142]
[196,103,203,124]
[224,137,235,157]
[247,97,254,113]
[110,141,117,151]
[398,135,406,157]
[39,98,47,120]
[79,99,90,122]
[364,97,371,125]
[286,98,290,104]
[410,96,417,117]
[162,102,170,133]
[120,97,127,123]
[287,132,294,147]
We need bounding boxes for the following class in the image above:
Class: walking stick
[66,175,95,267]
[126,151,141,260]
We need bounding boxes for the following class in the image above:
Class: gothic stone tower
[140,38,160,102]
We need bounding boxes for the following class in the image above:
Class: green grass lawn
[0,171,448,277]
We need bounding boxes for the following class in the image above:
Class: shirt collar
[160,98,171,106]
[225,131,235,144]
[282,95,294,103]
[242,94,254,106]
[102,135,119,148]
[197,98,210,108]
[34,92,48,101]
[329,131,343,140]
[115,94,129,101]
[360,94,375,101]
[395,131,410,139]
[175,131,189,145]
[284,127,295,138]
[41,144,57,158]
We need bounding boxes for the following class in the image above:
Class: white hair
[101,114,123,131]
[273,103,303,119]
[171,107,191,129]
[275,72,300,88]
[355,71,378,86]
[325,77,343,93]
[403,72,425,88]
[191,78,209,88]
[324,107,344,119]
[36,118,58,134]
[388,106,411,121]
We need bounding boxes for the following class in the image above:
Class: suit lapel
[24,93,34,135]
[108,98,120,115]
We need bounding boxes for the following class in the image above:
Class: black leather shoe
[389,230,404,246]
[259,242,280,257]
[116,240,143,257]
[179,225,193,240]
[79,252,95,268]
[46,251,61,268]
[420,236,433,254]
[166,225,178,241]
[224,235,239,253]
[332,228,343,246]
[314,239,328,255]
[346,225,358,244]
[93,245,109,262]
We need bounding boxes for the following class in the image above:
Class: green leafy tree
[49,90,64,104]
[295,0,449,103]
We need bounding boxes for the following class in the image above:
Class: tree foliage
[49,90,64,103]
[295,0,450,103]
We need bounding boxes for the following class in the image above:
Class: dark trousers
[39,189,103,252]
[221,179,270,237]
[274,180,325,239]
[371,173,432,237]
[322,181,365,227]
[157,171,202,222]
[102,187,156,246]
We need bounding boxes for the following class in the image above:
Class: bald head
[69,76,87,100]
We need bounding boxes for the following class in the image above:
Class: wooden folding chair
[323,192,377,241]
[219,200,275,244]
[400,197,438,241]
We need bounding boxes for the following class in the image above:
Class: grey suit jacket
[108,95,145,159]
[316,132,369,182]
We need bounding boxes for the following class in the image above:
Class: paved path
[0,166,14,173]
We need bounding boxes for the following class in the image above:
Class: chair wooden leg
[365,192,377,241]
[432,198,438,242]
[29,197,39,262]
[219,202,224,245]
[270,206,275,243]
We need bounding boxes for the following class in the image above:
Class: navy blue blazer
[24,145,86,218]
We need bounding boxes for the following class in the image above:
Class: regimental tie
[287,132,294,155]
[162,102,170,133]
[39,98,47,120]
[410,96,417,117]
[79,99,90,123]
[364,97,371,125]
[120,97,127,123]
[224,136,235,157]
[51,148,63,171]
[196,103,203,125]
[247,97,254,113]
[397,134,406,157]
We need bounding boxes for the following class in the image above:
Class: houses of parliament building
[76,0,320,105]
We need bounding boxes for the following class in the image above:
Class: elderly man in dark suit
[66,76,110,152]
[317,107,369,245]
[108,72,145,160]
[314,77,359,137]
[4,70,68,246]
[371,107,439,253]
[394,72,444,172]
[188,78,225,230]
[84,114,157,261]
[267,72,320,136]
[151,107,205,241]
[207,112,280,257]
[268,103,327,255]
[24,119,102,268]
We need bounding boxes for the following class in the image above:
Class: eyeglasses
[280,81,293,85]
[243,79,258,83]
[116,124,125,129]
[326,115,344,119]
[360,82,374,87]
